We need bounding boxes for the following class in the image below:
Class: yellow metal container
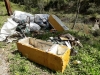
[17,37,70,73]
[48,15,69,31]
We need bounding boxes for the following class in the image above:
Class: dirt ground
[0,48,9,75]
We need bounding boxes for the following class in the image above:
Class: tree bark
[4,0,12,16]
[72,0,81,29]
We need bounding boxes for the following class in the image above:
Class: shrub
[93,29,100,36]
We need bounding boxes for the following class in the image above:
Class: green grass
[0,1,100,75]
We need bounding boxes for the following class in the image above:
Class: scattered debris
[48,33,83,49]
[60,33,83,48]
[0,10,69,42]
[72,60,81,65]
[0,10,83,73]
[70,48,78,56]
[57,45,68,55]
[0,18,18,41]
[6,36,18,43]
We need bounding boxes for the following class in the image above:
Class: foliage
[9,0,100,14]
[87,3,96,14]
[93,29,100,36]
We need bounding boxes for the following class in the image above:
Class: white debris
[0,10,50,41]
[0,18,18,41]
[29,22,41,32]
[12,10,35,23]
[65,41,72,49]
[48,44,59,54]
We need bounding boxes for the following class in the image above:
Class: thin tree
[38,0,45,14]
[72,0,81,29]
[4,0,12,16]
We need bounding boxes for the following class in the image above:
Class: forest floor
[0,48,9,75]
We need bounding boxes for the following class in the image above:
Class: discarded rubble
[17,32,83,72]
[0,10,83,72]
[0,10,69,42]
[72,60,81,65]
[48,33,83,49]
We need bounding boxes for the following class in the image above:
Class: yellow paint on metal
[17,37,70,73]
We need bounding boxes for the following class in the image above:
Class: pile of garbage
[0,11,47,41]
[0,11,84,69]
[28,33,83,56]
[0,10,69,42]
[47,33,83,55]
[0,10,83,55]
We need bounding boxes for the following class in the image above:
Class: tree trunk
[72,0,81,29]
[4,0,12,16]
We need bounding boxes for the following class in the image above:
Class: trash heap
[47,33,83,55]
[0,10,69,42]
[0,10,83,72]
[28,33,83,56]
[17,32,83,72]
[0,10,83,55]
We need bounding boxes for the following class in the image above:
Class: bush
[93,29,100,36]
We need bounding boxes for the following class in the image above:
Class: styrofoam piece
[48,44,59,54]
[65,41,71,49]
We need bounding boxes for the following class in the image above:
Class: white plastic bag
[29,22,41,32]
[0,18,18,41]
[12,10,34,23]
